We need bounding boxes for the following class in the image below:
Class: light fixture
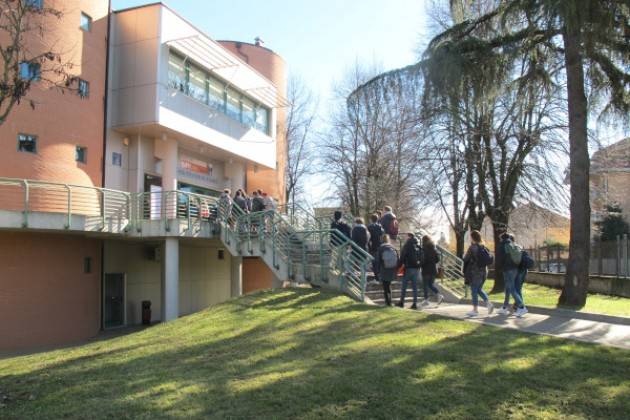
[122,137,129,146]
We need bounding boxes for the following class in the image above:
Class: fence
[523,234,630,278]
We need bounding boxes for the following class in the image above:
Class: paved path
[416,302,630,350]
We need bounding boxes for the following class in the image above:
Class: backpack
[382,246,398,269]
[505,242,523,265]
[352,225,368,246]
[407,243,423,267]
[521,250,535,270]
[476,245,494,268]
[389,218,399,237]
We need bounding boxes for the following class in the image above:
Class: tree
[284,76,317,213]
[596,204,630,241]
[0,0,72,126]
[421,0,630,306]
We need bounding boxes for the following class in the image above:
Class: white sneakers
[437,294,444,306]
[466,310,479,317]
[487,302,494,315]
[496,307,510,315]
[515,307,529,318]
[421,299,431,307]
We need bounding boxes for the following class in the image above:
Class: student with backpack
[420,235,444,307]
[379,206,399,240]
[396,233,422,309]
[495,232,527,317]
[367,214,384,257]
[330,210,351,246]
[374,234,399,306]
[463,230,494,317]
[515,248,535,310]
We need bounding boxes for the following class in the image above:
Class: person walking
[367,214,384,257]
[330,210,351,245]
[396,233,422,309]
[218,189,233,218]
[514,248,534,311]
[234,190,248,213]
[496,233,528,317]
[420,235,444,307]
[251,191,265,212]
[262,192,275,211]
[351,217,370,252]
[374,234,399,306]
[463,230,494,317]
[379,206,399,240]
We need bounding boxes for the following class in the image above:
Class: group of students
[330,207,445,309]
[463,230,534,318]
[219,188,277,215]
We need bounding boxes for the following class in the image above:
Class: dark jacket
[351,224,370,251]
[379,212,396,236]
[251,196,265,212]
[330,220,351,245]
[496,238,518,271]
[367,223,384,254]
[234,195,248,212]
[464,243,487,286]
[399,237,421,269]
[374,243,399,282]
[421,243,440,276]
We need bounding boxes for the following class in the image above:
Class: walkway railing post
[22,180,29,228]
[101,189,106,231]
[65,185,72,229]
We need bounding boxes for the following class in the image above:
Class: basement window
[17,134,37,153]
[75,146,87,164]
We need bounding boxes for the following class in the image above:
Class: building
[0,2,287,351]
[591,138,630,225]
[449,203,570,252]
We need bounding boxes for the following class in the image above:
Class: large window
[167,50,271,135]
[17,134,37,153]
[25,0,43,9]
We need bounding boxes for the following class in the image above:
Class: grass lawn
[1,289,629,419]
[484,279,630,317]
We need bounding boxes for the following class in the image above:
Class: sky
[112,0,429,104]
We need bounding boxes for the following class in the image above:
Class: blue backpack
[521,250,535,270]
[476,245,494,268]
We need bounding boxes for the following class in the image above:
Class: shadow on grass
[1,288,629,419]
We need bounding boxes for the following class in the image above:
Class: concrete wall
[179,242,231,316]
[0,232,101,351]
[0,0,109,187]
[526,271,630,298]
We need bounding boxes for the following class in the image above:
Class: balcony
[0,177,220,238]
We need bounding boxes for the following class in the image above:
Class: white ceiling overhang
[166,35,290,109]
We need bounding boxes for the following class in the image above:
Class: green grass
[484,279,630,317]
[1,289,629,419]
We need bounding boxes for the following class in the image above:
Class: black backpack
[407,243,423,268]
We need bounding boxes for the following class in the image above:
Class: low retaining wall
[526,271,630,298]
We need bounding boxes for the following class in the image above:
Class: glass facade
[167,50,271,135]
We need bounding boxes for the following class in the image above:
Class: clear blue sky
[112,0,428,103]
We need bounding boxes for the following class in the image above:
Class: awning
[166,35,290,109]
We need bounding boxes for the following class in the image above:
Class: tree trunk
[455,229,465,258]
[559,24,590,307]
[489,221,506,293]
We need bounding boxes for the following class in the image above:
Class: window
[75,146,87,163]
[168,52,186,92]
[226,88,241,120]
[80,12,92,32]
[25,0,43,9]
[19,62,41,81]
[17,134,37,153]
[255,106,270,134]
[78,79,89,98]
[112,152,122,167]
[241,97,256,127]
[208,77,225,110]
[188,64,207,104]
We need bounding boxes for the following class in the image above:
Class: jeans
[400,268,419,305]
[503,268,524,308]
[470,280,489,307]
[422,273,439,299]
[382,281,392,305]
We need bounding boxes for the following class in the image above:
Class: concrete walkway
[417,302,630,350]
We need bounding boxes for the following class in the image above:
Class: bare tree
[0,0,74,126]
[284,76,317,212]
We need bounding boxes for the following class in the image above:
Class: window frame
[75,145,88,164]
[80,12,92,32]
[112,152,122,167]
[17,133,37,154]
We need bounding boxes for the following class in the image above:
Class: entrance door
[144,174,162,219]
[104,273,126,329]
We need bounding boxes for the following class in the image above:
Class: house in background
[591,138,630,226]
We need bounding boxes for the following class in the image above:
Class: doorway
[104,273,126,329]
